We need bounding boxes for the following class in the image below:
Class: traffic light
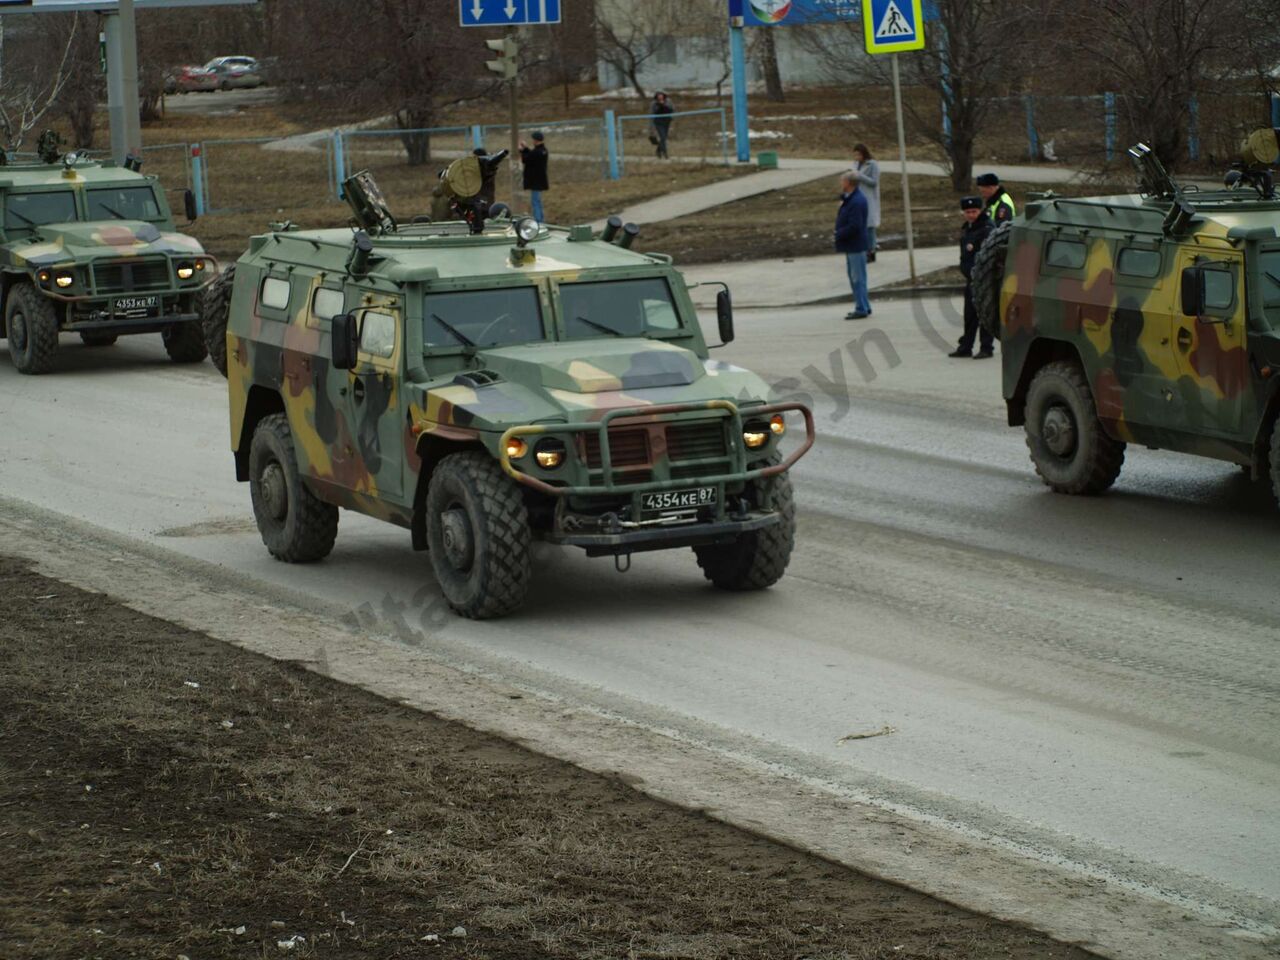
[485,37,518,80]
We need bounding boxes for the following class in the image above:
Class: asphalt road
[1,297,1277,954]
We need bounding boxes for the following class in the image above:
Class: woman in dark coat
[650,92,675,159]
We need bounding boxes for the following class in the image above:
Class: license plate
[641,486,716,515]
[114,295,159,314]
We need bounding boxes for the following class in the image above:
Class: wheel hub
[440,507,475,572]
[9,311,27,353]
[1042,406,1077,458]
[259,461,289,521]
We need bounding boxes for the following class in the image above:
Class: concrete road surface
[1,298,1277,958]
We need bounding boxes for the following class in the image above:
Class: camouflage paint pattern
[998,190,1280,464]
[225,219,813,535]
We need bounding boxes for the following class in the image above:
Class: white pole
[105,0,142,165]
[891,53,916,282]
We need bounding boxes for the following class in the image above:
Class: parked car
[164,64,219,94]
[201,56,264,90]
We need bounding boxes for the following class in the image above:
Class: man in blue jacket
[834,171,871,320]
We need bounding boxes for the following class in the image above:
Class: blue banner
[729,0,862,27]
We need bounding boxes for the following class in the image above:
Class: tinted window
[1045,239,1087,270]
[359,311,396,359]
[1117,247,1161,278]
[423,286,543,349]
[312,288,344,320]
[1203,269,1234,310]
[261,277,290,310]
[560,278,682,340]
[1259,249,1280,326]
[5,191,76,229]
[86,186,161,222]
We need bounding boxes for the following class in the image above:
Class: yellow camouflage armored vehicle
[0,145,215,374]
[202,169,814,619]
[973,130,1280,509]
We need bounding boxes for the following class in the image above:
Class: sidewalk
[683,246,956,309]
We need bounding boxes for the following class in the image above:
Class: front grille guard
[497,399,815,499]
[29,253,219,303]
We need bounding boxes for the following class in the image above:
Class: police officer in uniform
[976,172,1016,225]
[950,196,995,358]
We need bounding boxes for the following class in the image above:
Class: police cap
[960,195,983,209]
[975,172,1001,187]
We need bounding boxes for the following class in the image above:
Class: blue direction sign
[459,0,560,28]
[863,0,925,53]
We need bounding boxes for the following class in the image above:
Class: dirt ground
[0,555,1097,960]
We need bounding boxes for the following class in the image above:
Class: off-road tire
[1024,361,1125,495]
[1269,420,1280,511]
[971,220,1011,342]
[78,331,118,347]
[201,264,235,376]
[5,282,60,375]
[162,321,208,363]
[426,450,531,619]
[694,468,796,590]
[248,413,338,563]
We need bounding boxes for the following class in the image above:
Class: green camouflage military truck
[203,168,813,618]
[974,130,1280,509]
[0,150,214,374]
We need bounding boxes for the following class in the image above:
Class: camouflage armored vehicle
[203,168,813,618]
[973,129,1280,509]
[0,144,215,374]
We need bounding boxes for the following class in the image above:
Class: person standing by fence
[851,143,880,262]
[519,131,549,222]
[650,91,674,159]
[834,171,871,320]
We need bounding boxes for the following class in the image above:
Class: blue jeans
[530,190,544,221]
[845,252,871,315]
[866,226,877,251]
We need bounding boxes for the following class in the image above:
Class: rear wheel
[426,451,531,619]
[248,413,338,562]
[1270,420,1280,511]
[162,321,207,363]
[694,468,796,590]
[200,264,235,377]
[971,220,1011,342]
[5,282,59,375]
[79,331,118,347]
[1024,361,1125,495]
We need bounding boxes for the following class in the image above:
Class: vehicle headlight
[515,217,540,244]
[505,437,528,460]
[36,269,51,286]
[769,414,786,436]
[535,438,566,469]
[54,271,74,288]
[176,261,195,280]
[743,426,769,449]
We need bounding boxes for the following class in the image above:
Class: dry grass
[0,555,1096,960]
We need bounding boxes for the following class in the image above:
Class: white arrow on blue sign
[459,0,560,27]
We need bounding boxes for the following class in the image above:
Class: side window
[1203,269,1235,311]
[1117,247,1161,278]
[1045,239,1086,270]
[260,276,290,311]
[359,310,396,359]
[311,287,344,321]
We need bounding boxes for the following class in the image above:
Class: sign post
[862,0,925,282]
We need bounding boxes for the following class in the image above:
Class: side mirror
[183,189,198,222]
[716,288,735,345]
[332,311,360,370]
[1180,267,1205,317]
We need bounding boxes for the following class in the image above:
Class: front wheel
[162,322,208,363]
[1024,361,1125,495]
[1269,420,1280,511]
[200,264,235,377]
[426,451,531,619]
[248,413,338,562]
[694,469,796,590]
[971,220,1011,342]
[5,282,60,374]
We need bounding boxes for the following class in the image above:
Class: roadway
[1,296,1277,958]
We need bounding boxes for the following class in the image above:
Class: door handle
[352,378,366,403]
[1177,327,1193,351]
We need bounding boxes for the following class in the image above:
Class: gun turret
[430,150,510,234]
[1225,128,1280,199]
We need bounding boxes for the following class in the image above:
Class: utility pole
[105,0,142,164]
[485,35,520,204]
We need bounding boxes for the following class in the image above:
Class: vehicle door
[333,301,405,500]
[1104,241,1183,432]
[1170,248,1250,438]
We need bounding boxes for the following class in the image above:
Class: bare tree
[593,0,686,100]
[0,15,78,154]
[753,28,784,103]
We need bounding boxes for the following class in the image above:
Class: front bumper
[63,312,200,335]
[547,510,780,557]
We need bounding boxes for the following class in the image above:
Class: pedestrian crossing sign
[862,0,925,54]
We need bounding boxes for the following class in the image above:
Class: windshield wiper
[430,312,475,348]
[575,314,626,337]
[97,203,128,220]
[1265,270,1280,290]
[7,208,36,227]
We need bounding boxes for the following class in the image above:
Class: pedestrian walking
[976,172,1016,225]
[851,143,880,262]
[519,131,549,222]
[834,171,871,320]
[950,196,995,358]
[650,91,674,159]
